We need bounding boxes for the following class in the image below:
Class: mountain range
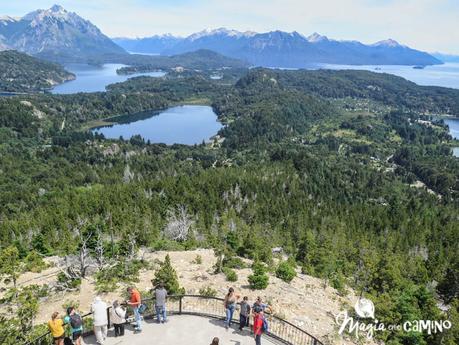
[0,5,443,67]
[114,28,442,67]
[0,5,126,62]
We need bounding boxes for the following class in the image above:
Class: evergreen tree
[248,260,269,290]
[152,254,184,295]
[0,246,20,288]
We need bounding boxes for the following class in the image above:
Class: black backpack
[64,337,74,345]
[69,314,83,329]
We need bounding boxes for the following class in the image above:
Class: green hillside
[0,50,75,93]
[0,68,458,345]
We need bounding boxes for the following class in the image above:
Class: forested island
[0,50,75,93]
[0,66,458,345]
[115,49,249,75]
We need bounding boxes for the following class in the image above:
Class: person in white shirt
[91,296,108,344]
[110,300,126,337]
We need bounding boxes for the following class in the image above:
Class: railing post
[179,296,183,315]
[107,306,111,329]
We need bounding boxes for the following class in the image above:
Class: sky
[2,0,459,54]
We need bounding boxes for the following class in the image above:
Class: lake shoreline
[83,98,213,131]
[91,104,222,145]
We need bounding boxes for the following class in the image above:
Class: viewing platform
[31,295,322,345]
[85,314,279,345]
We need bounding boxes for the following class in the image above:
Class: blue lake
[92,105,222,145]
[444,118,459,157]
[444,118,459,140]
[314,63,459,89]
[52,64,165,94]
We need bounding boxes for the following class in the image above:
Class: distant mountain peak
[0,15,18,23]
[50,4,65,12]
[373,39,402,48]
[307,32,329,43]
[0,5,126,62]
[187,27,256,41]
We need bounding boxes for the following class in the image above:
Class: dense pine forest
[0,67,458,345]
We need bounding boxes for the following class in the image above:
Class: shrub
[223,256,246,269]
[248,260,269,289]
[248,272,269,290]
[192,255,203,265]
[23,251,48,273]
[95,260,147,293]
[199,286,217,297]
[57,272,81,291]
[152,254,185,295]
[275,260,297,283]
[223,267,238,282]
[62,300,80,311]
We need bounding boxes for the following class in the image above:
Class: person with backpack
[91,296,108,344]
[239,296,251,331]
[110,300,126,337]
[64,307,83,345]
[210,337,219,345]
[223,287,240,329]
[252,296,272,314]
[127,287,142,332]
[253,308,268,345]
[47,312,65,345]
[154,281,168,323]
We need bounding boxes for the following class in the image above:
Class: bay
[52,63,165,94]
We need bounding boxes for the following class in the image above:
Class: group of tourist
[48,285,269,345]
[223,288,271,345]
[47,282,167,345]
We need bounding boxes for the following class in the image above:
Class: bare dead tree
[163,205,194,241]
[127,232,137,261]
[95,229,105,269]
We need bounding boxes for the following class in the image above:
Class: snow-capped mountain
[113,34,182,55]
[306,32,329,43]
[0,5,126,62]
[372,39,404,48]
[115,28,441,67]
[187,28,256,41]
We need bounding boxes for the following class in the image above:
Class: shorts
[53,335,64,341]
[72,331,82,340]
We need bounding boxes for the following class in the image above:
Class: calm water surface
[92,105,222,145]
[315,63,459,89]
[444,118,459,157]
[52,64,165,94]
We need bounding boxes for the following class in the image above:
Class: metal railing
[28,295,323,345]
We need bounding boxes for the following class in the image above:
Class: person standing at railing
[252,296,272,314]
[223,287,240,329]
[239,296,251,331]
[253,308,264,345]
[47,312,65,345]
[64,307,83,345]
[91,296,108,344]
[154,281,168,323]
[110,300,126,337]
[127,287,142,332]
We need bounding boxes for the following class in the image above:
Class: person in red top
[126,287,142,332]
[253,308,264,345]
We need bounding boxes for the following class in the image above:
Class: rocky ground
[3,249,378,345]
